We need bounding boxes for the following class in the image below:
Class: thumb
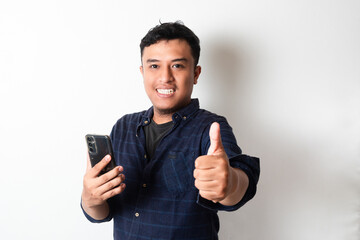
[86,152,92,171]
[207,122,224,155]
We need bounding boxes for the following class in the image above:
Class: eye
[150,64,159,69]
[172,64,184,69]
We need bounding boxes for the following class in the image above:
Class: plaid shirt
[82,99,260,239]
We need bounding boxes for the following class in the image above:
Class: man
[81,21,260,239]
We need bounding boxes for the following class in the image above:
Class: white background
[0,0,359,239]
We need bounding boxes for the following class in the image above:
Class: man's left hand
[193,122,234,203]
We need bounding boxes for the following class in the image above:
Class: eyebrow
[146,58,188,63]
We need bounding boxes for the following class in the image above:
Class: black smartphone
[85,134,116,175]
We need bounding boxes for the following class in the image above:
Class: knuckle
[112,190,119,197]
[199,190,204,197]
[118,176,124,184]
[193,170,198,178]
[90,190,97,199]
[115,186,123,194]
[119,174,125,182]
[220,171,228,182]
[195,156,204,166]
[194,179,200,189]
[110,186,122,198]
[101,174,110,183]
[107,181,115,189]
[107,177,121,190]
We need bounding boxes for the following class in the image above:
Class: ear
[194,65,201,85]
[139,65,144,77]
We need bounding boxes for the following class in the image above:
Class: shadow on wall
[204,35,360,240]
[202,39,244,117]
[202,36,263,239]
[201,36,257,140]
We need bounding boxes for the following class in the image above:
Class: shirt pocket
[162,151,195,197]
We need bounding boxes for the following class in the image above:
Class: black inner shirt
[144,120,174,160]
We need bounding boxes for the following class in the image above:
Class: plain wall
[0,0,359,239]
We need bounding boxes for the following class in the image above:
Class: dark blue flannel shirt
[82,99,260,240]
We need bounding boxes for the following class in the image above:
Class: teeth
[157,89,174,94]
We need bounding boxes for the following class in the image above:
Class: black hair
[140,21,200,66]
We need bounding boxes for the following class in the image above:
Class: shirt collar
[172,98,199,121]
[137,99,200,136]
[140,99,200,125]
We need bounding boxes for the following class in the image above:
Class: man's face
[140,39,201,118]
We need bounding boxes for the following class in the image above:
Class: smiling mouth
[156,89,174,95]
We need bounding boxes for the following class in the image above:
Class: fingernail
[105,155,111,161]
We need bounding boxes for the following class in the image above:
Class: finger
[90,165,123,189]
[193,168,217,181]
[89,155,112,177]
[195,179,219,191]
[98,174,125,195]
[198,190,223,202]
[195,155,219,170]
[207,122,224,155]
[101,183,126,200]
[99,166,124,185]
[197,185,226,203]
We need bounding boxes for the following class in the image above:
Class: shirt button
[144,154,147,159]
[135,212,140,217]
[142,183,147,188]
[183,116,187,120]
[144,120,149,124]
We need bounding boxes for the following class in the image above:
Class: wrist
[228,167,240,196]
[81,198,110,221]
[219,167,243,206]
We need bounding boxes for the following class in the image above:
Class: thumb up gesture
[194,122,234,203]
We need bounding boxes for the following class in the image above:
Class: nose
[159,66,174,83]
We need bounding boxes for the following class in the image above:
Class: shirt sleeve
[197,119,260,211]
[80,199,113,223]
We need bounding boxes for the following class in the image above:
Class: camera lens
[88,143,93,147]
[89,147,94,152]
[87,136,94,142]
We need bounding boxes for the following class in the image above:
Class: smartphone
[85,134,116,175]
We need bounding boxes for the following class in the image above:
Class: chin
[154,102,184,115]
[156,106,179,115]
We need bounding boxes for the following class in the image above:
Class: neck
[151,99,192,124]
[152,111,173,124]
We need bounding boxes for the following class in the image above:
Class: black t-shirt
[144,120,174,160]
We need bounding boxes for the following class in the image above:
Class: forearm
[81,197,110,221]
[220,167,249,206]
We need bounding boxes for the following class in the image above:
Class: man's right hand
[81,154,125,220]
